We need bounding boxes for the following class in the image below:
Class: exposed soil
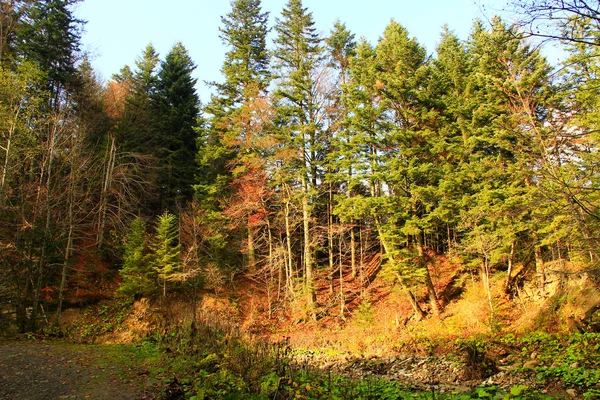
[0,341,154,400]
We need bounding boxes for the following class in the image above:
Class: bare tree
[509,0,600,45]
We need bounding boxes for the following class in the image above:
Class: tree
[273,0,326,318]
[215,0,270,108]
[116,44,160,154]
[16,0,83,106]
[150,211,181,297]
[119,218,154,298]
[325,19,356,289]
[153,42,200,212]
[457,17,552,307]
[0,0,28,66]
[198,0,272,273]
[509,0,600,46]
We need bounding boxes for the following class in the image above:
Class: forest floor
[0,340,158,400]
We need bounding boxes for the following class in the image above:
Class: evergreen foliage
[16,0,83,103]
[149,211,182,297]
[119,218,154,298]
[153,42,200,212]
[3,0,600,332]
[196,0,272,271]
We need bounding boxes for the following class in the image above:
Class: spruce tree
[459,17,552,305]
[273,0,325,317]
[153,42,200,212]
[119,218,154,298]
[16,0,83,105]
[214,0,270,108]
[150,211,181,297]
[197,0,271,271]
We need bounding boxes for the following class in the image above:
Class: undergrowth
[500,332,600,396]
[62,298,132,342]
[138,315,559,399]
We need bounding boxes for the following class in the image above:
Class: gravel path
[0,341,153,400]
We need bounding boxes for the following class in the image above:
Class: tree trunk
[504,242,515,295]
[0,106,19,207]
[482,256,494,324]
[395,272,426,321]
[351,226,357,279]
[97,135,116,250]
[56,153,76,325]
[534,236,545,297]
[301,176,316,319]
[31,117,59,331]
[339,235,345,318]
[247,220,256,271]
[376,217,426,320]
[328,183,334,294]
[284,199,294,297]
[417,234,441,316]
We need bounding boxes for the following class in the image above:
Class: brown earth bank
[0,341,156,400]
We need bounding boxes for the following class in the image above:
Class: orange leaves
[223,167,272,228]
[103,80,129,121]
[223,89,277,154]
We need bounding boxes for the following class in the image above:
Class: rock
[566,389,578,398]
[523,360,539,369]
[530,352,538,359]
[569,362,579,369]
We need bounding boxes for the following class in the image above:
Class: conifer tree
[554,21,600,261]
[0,0,27,66]
[427,27,472,246]
[116,44,160,153]
[273,0,325,316]
[119,218,154,298]
[215,0,270,108]
[459,17,552,306]
[197,0,271,271]
[16,0,83,105]
[150,211,181,297]
[153,42,200,212]
[325,20,356,285]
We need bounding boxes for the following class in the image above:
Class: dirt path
[0,341,155,400]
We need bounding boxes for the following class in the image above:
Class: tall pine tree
[153,42,200,212]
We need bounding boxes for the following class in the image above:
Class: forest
[1,0,600,398]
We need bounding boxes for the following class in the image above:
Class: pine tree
[459,17,552,308]
[273,0,326,317]
[16,0,83,105]
[557,18,600,260]
[215,0,270,108]
[197,0,272,272]
[0,0,27,67]
[119,218,154,298]
[117,44,160,150]
[153,42,200,212]
[150,211,181,297]
[324,20,356,294]
[427,26,472,245]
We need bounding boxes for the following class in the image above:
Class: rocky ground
[290,350,576,398]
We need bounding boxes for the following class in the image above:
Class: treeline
[1,0,599,331]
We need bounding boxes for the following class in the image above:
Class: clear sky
[75,0,510,103]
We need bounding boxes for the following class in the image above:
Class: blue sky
[75,0,510,103]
